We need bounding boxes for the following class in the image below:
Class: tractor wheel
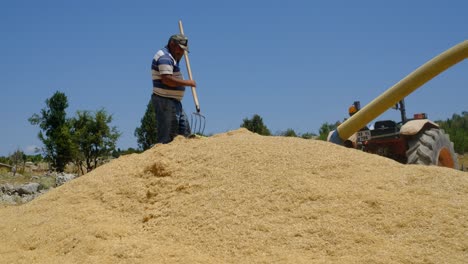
[406,128,458,169]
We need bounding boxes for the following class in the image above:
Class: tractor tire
[406,128,458,169]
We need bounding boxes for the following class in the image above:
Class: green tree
[134,101,157,151]
[10,148,24,166]
[280,128,297,137]
[70,109,121,173]
[27,154,44,163]
[300,132,317,139]
[110,148,140,159]
[0,156,9,164]
[318,121,340,141]
[241,114,271,136]
[9,149,25,174]
[29,91,73,172]
[437,111,468,153]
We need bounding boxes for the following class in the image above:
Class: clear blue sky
[1,0,467,156]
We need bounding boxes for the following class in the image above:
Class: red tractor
[346,100,458,169]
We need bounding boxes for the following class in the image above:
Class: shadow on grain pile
[1,128,467,264]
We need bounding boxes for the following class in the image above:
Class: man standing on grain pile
[151,34,197,144]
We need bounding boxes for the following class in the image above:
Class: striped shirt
[151,47,185,101]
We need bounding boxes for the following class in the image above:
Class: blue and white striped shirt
[151,47,185,101]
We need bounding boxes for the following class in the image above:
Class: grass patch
[0,167,56,188]
[0,173,33,185]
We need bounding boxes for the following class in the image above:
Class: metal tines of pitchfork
[190,110,206,136]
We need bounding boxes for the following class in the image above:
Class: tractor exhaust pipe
[329,40,468,145]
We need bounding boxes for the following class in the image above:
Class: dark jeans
[151,94,191,144]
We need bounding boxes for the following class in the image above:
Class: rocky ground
[0,172,77,205]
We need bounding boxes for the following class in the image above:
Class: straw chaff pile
[1,128,467,263]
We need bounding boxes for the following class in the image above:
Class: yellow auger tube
[329,40,468,145]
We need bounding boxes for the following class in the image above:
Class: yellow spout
[329,40,468,145]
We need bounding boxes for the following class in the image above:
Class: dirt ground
[1,128,467,263]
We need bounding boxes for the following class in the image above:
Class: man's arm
[161,74,196,88]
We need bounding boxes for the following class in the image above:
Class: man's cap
[169,34,189,52]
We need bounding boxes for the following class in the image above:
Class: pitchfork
[179,20,206,136]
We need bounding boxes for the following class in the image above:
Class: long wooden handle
[178,20,201,113]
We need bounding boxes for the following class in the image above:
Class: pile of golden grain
[1,129,467,263]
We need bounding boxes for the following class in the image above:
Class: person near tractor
[344,102,369,148]
[151,34,197,144]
